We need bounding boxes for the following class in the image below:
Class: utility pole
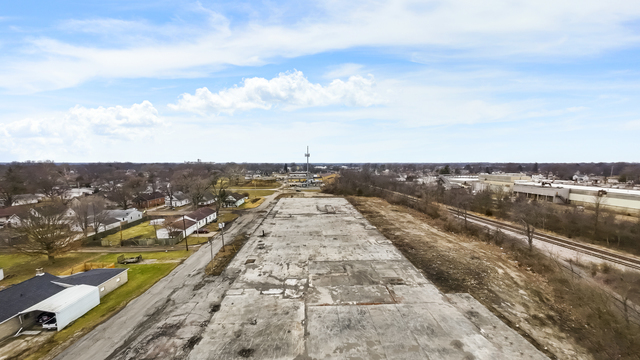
[305,146,310,183]
[219,222,225,252]
[209,236,214,262]
[182,215,189,251]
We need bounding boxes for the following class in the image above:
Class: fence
[84,216,148,245]
[58,262,115,276]
[104,237,180,247]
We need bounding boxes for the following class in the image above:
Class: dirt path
[349,196,594,360]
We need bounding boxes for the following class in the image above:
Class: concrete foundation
[188,197,548,360]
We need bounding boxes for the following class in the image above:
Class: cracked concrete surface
[55,196,547,360]
[189,197,548,360]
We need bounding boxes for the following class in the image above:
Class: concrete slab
[447,293,549,360]
[187,197,548,360]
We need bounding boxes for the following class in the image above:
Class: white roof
[519,181,640,196]
[19,285,97,314]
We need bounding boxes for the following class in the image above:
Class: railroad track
[447,209,640,271]
[369,185,640,271]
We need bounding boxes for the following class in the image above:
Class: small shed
[19,285,100,331]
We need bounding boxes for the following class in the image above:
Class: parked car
[196,228,210,234]
[37,312,55,324]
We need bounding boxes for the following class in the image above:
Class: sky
[0,0,639,164]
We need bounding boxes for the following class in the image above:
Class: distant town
[1,159,639,359]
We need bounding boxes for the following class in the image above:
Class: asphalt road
[52,192,281,360]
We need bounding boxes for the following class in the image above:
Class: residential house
[224,192,247,207]
[4,194,43,207]
[62,188,94,201]
[133,192,166,209]
[0,207,23,229]
[0,268,127,340]
[160,207,216,239]
[165,192,190,207]
[198,192,216,206]
[103,209,143,223]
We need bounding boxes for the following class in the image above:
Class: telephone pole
[182,215,188,251]
[305,146,310,176]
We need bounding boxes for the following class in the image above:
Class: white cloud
[168,70,380,114]
[323,63,365,79]
[3,0,640,92]
[0,101,164,158]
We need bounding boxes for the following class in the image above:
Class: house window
[116,277,121,282]
[100,286,105,292]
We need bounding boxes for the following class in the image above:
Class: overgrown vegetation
[349,195,640,360]
[205,233,248,276]
[327,172,640,359]
[324,169,640,255]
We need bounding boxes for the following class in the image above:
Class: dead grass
[205,233,248,276]
[237,197,265,209]
[349,196,640,360]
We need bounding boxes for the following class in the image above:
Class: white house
[104,209,143,223]
[161,207,217,238]
[165,192,190,207]
[198,193,216,206]
[224,193,247,207]
[63,188,94,200]
[10,194,43,206]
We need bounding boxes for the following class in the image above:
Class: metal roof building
[19,285,100,331]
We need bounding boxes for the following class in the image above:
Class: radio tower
[305,146,310,176]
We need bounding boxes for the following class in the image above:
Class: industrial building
[513,184,570,204]
[513,182,640,215]
[477,173,532,192]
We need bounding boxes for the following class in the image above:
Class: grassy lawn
[206,212,239,231]
[0,252,101,287]
[24,262,179,360]
[237,197,265,209]
[94,251,191,263]
[101,221,157,246]
[176,236,212,246]
[233,180,280,189]
[228,189,275,198]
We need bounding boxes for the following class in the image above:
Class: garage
[19,285,100,331]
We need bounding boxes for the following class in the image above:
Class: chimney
[35,268,44,276]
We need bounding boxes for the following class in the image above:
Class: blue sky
[1,0,639,163]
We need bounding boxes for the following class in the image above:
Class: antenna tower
[305,146,310,175]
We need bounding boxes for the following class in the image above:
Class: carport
[19,285,100,331]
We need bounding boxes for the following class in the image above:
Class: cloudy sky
[1,0,639,163]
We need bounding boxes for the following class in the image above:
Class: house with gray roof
[0,268,128,340]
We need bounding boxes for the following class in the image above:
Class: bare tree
[593,190,607,238]
[71,197,108,238]
[12,202,78,262]
[90,198,110,234]
[0,166,27,207]
[450,189,472,229]
[210,172,230,211]
[106,178,143,210]
[28,162,66,200]
[512,201,541,251]
[176,169,211,209]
